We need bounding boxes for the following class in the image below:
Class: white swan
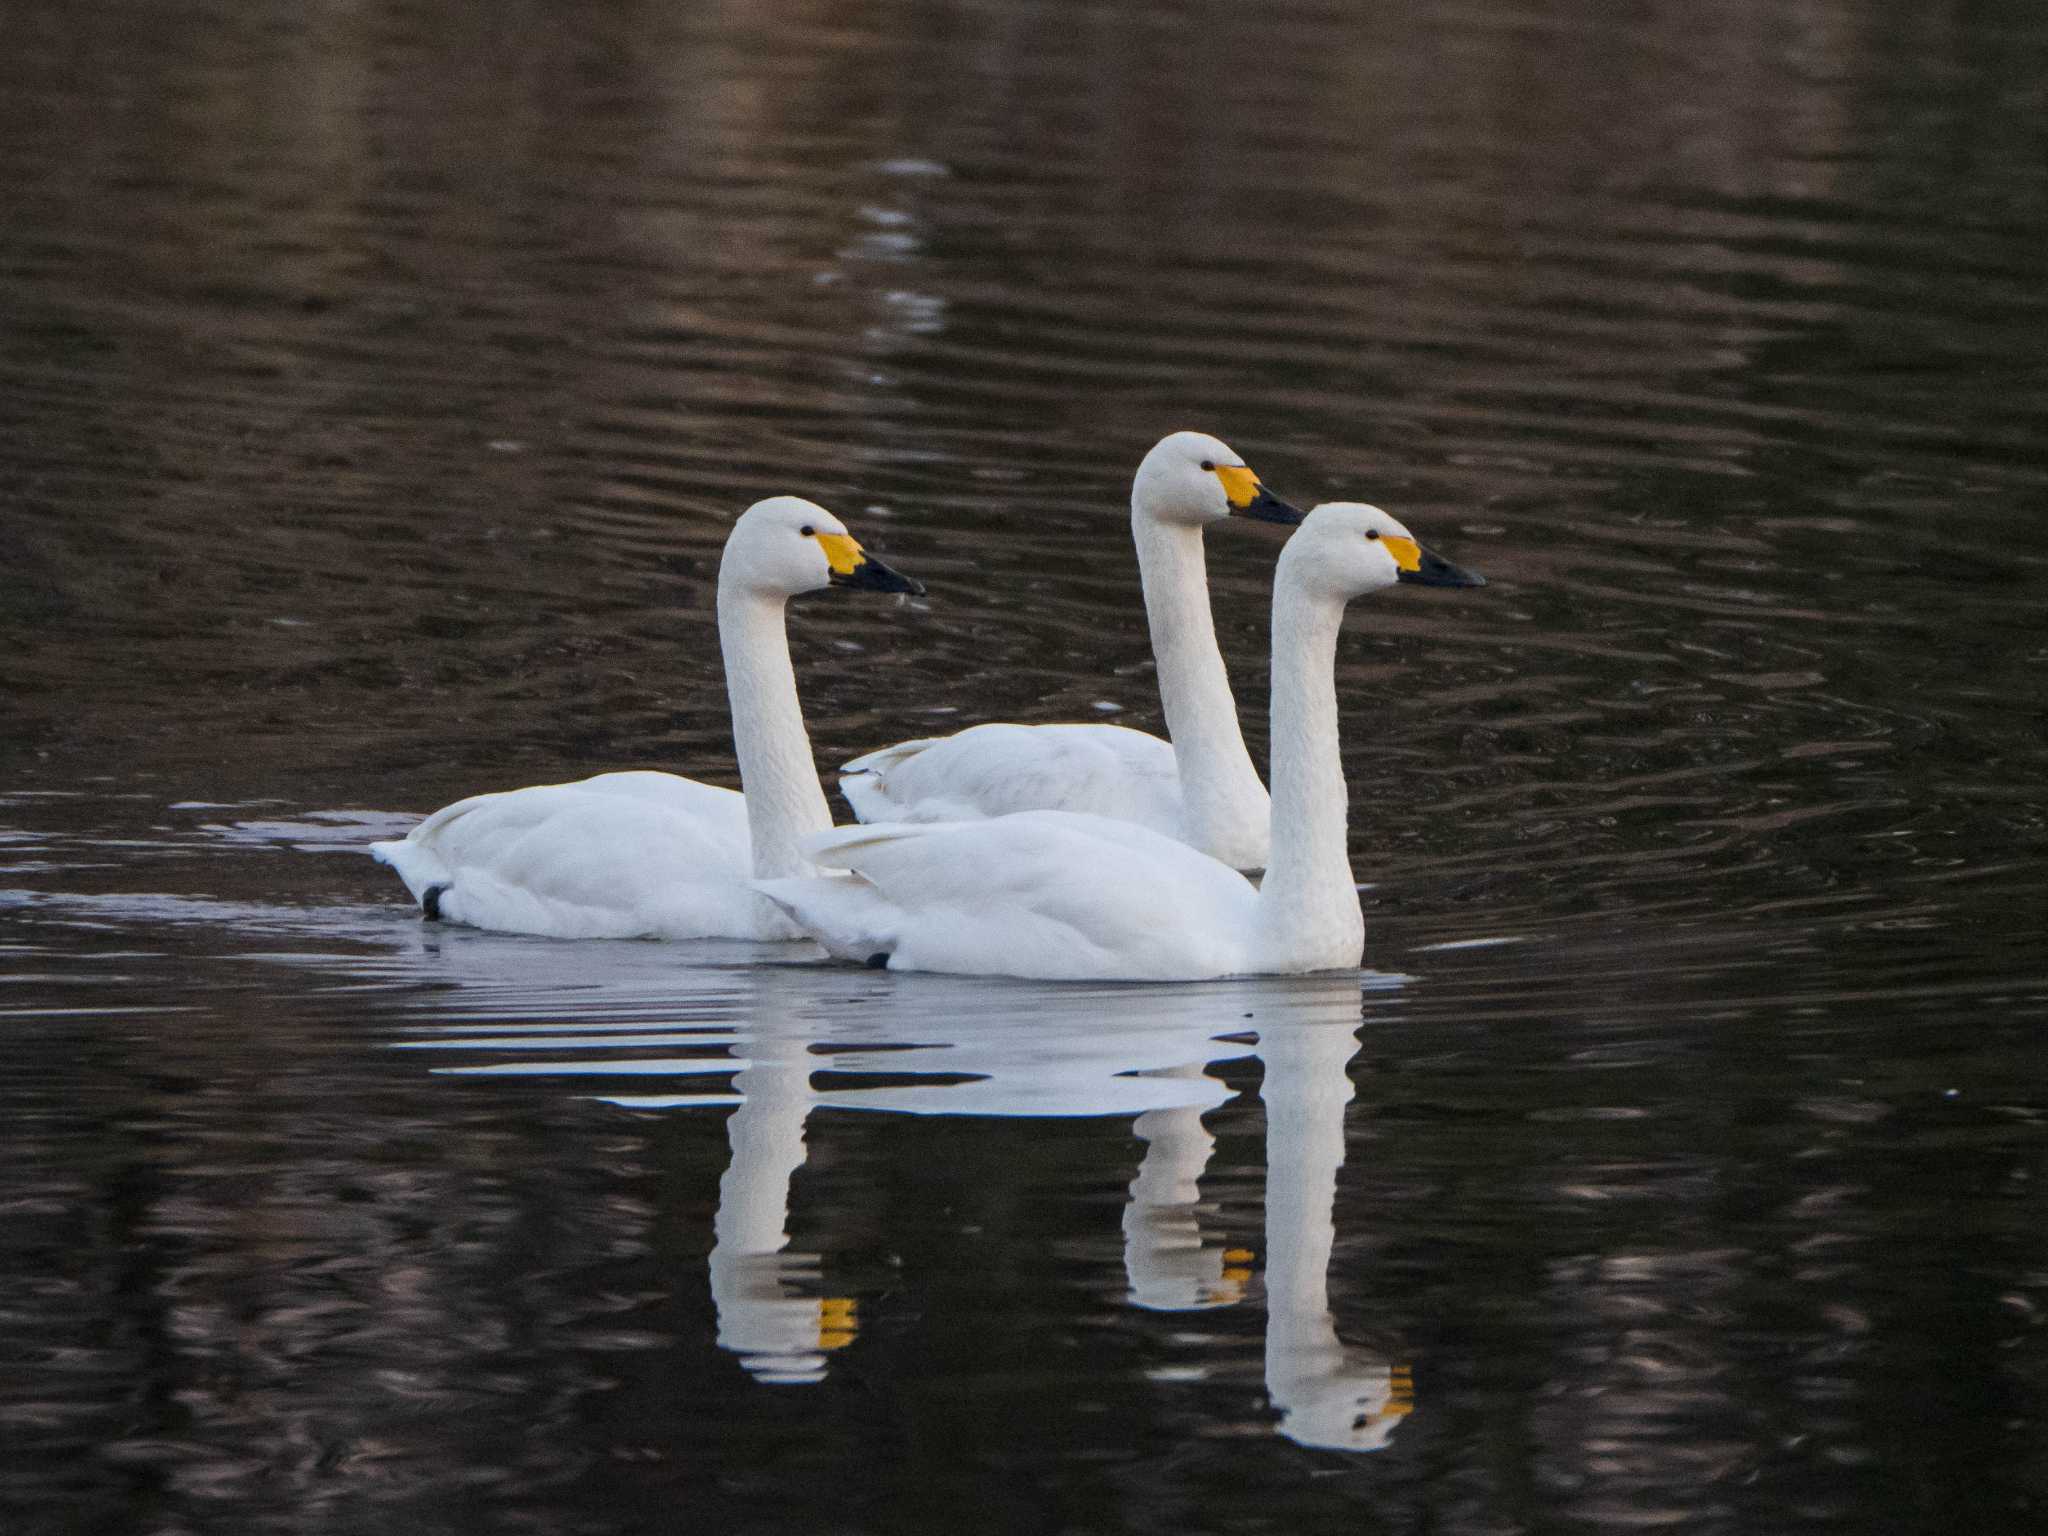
[369,497,922,941]
[758,503,1482,980]
[838,431,1300,871]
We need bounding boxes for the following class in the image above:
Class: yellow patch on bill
[1381,535,1421,572]
[814,531,865,575]
[1213,464,1261,508]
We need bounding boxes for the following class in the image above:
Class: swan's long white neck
[1124,1083,1223,1310]
[717,579,833,880]
[710,1018,819,1368]
[1262,1021,1400,1451]
[1253,562,1365,968]
[1259,1023,1356,1360]
[1131,508,1270,859]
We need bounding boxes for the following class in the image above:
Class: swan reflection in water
[392,959,1413,1450]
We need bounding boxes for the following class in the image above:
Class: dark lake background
[3,1,2045,1532]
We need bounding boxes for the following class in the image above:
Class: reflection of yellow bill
[1381,535,1421,572]
[1385,1363,1416,1416]
[1213,464,1261,508]
[818,1296,859,1350]
[814,531,865,575]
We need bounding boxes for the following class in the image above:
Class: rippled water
[3,1,2045,1532]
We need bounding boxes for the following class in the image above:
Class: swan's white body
[767,810,1267,980]
[840,431,1297,872]
[370,498,919,941]
[373,771,755,938]
[761,504,1482,981]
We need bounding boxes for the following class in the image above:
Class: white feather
[840,722,1181,834]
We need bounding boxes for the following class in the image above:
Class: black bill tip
[833,555,926,596]
[1237,485,1306,526]
[1397,545,1485,588]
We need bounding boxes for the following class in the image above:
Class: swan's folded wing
[837,722,1181,832]
[765,811,1256,980]
[371,778,753,937]
[569,770,749,829]
[380,773,743,856]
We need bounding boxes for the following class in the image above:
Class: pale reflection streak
[1124,1074,1246,1313]
[1260,1019,1414,1452]
[394,963,1414,1450]
[706,973,846,1386]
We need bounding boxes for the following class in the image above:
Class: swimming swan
[838,431,1300,871]
[369,497,922,941]
[758,504,1482,980]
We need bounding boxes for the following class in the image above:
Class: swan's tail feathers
[837,774,891,825]
[369,835,451,909]
[838,738,944,824]
[800,822,928,871]
[752,875,901,966]
[840,737,942,777]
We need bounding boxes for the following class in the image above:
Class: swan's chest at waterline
[1252,886,1366,976]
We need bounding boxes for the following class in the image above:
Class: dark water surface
[3,1,2046,1532]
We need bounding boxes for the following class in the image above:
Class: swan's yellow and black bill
[1213,464,1304,525]
[1391,538,1485,588]
[818,531,926,595]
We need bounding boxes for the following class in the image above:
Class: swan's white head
[1132,430,1303,528]
[1279,502,1486,603]
[721,496,924,600]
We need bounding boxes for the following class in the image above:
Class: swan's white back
[841,722,1181,833]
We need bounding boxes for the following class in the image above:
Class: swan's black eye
[800,525,816,537]
[1200,460,1215,472]
[1366,529,1381,540]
